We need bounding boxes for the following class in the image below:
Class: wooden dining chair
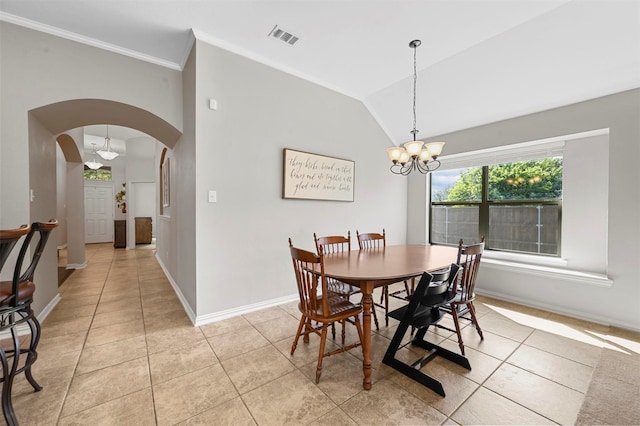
[356,229,411,327]
[289,238,364,383]
[382,265,470,396]
[314,232,380,330]
[0,219,58,392]
[447,237,485,355]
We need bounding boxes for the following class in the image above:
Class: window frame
[429,162,563,257]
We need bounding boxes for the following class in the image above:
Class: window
[430,157,563,256]
[83,165,112,181]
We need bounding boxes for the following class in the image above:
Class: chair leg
[468,303,484,340]
[371,300,380,330]
[403,280,410,298]
[449,305,465,356]
[0,323,20,426]
[303,318,314,343]
[23,314,42,392]
[291,316,306,355]
[383,286,389,327]
[341,320,346,345]
[316,324,328,383]
[353,314,364,343]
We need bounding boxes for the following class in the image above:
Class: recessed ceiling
[2,0,638,144]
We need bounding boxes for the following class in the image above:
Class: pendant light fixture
[84,143,103,170]
[96,125,119,160]
[387,40,445,176]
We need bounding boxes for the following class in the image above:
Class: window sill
[481,257,613,287]
[483,250,568,268]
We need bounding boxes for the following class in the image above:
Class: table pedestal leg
[361,290,373,390]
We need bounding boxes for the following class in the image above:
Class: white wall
[408,89,640,331]
[189,39,405,322]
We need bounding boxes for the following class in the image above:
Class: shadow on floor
[57,267,74,287]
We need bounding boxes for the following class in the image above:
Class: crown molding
[0,12,182,71]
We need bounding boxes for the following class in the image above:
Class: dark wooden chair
[0,224,31,425]
[356,229,411,327]
[0,220,58,393]
[383,265,471,397]
[289,238,364,383]
[314,232,380,331]
[447,238,485,355]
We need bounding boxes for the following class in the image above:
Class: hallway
[8,243,640,424]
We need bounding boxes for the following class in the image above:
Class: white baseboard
[194,294,299,327]
[154,254,197,324]
[38,293,61,322]
[65,263,87,270]
[152,254,298,327]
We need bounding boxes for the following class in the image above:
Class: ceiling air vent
[268,25,299,46]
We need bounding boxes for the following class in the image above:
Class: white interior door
[85,186,114,243]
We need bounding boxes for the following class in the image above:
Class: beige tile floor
[8,243,640,425]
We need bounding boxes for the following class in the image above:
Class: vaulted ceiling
[1,0,638,147]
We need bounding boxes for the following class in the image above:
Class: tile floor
[8,243,640,425]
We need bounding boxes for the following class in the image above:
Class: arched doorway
[27,99,182,312]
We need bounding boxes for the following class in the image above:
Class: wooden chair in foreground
[289,238,364,383]
[356,229,411,327]
[0,220,59,392]
[382,265,471,397]
[314,232,379,331]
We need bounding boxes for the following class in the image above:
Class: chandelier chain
[412,44,418,139]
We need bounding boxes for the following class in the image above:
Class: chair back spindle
[356,229,385,249]
[289,239,329,320]
[314,232,351,254]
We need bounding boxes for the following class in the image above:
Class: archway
[30,99,181,147]
[28,99,182,303]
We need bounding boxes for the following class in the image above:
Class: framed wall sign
[283,148,355,201]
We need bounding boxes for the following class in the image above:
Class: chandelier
[96,125,119,160]
[387,40,445,176]
[84,143,103,170]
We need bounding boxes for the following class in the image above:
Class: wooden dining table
[321,244,459,390]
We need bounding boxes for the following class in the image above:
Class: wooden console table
[135,217,152,244]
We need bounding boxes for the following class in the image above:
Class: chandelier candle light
[96,125,119,160]
[387,40,445,176]
[84,143,104,170]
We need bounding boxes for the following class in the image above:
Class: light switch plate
[208,190,217,203]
